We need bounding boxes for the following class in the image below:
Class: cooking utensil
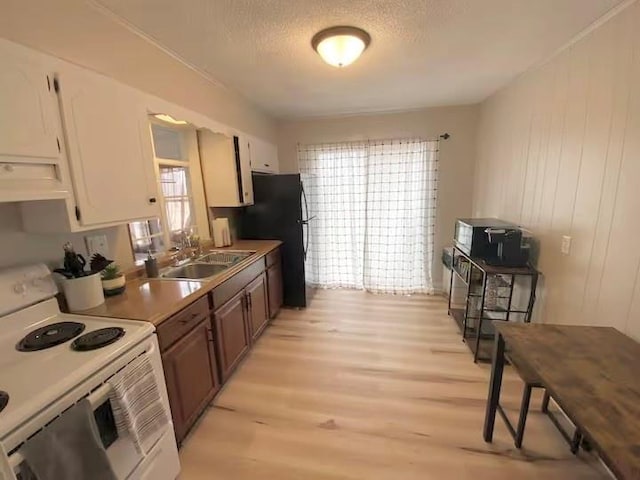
[53,268,74,279]
[63,242,87,277]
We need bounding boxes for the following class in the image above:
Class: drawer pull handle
[180,312,200,324]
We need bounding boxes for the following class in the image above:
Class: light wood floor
[179,289,608,479]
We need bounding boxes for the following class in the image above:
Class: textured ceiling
[94,0,624,119]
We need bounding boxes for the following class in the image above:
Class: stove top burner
[17,322,86,352]
[0,391,8,413]
[71,327,125,351]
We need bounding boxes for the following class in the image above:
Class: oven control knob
[13,282,27,295]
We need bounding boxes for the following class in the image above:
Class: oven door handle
[7,383,114,471]
[87,383,113,408]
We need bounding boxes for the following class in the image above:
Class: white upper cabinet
[0,40,69,201]
[56,66,160,226]
[199,130,254,207]
[248,137,279,174]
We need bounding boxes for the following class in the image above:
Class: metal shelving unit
[447,246,539,362]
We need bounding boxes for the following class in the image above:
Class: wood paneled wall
[473,2,640,339]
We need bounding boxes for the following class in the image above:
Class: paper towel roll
[212,218,232,247]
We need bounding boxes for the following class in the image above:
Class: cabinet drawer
[212,257,265,308]
[265,248,281,268]
[157,296,210,351]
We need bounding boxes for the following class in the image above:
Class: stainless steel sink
[160,263,229,280]
[196,250,255,266]
[157,250,256,280]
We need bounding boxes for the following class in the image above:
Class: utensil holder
[62,273,105,311]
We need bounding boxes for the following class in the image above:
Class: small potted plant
[101,263,126,296]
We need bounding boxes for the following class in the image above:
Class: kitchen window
[128,121,209,262]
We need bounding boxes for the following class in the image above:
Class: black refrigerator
[240,173,315,308]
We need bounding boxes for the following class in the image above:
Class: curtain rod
[297,133,451,148]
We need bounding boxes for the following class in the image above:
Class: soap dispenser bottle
[144,251,159,278]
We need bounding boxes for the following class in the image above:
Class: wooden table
[483,323,640,480]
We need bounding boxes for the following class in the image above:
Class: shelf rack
[447,246,539,362]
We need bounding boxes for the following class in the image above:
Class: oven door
[6,336,178,480]
[86,383,144,478]
[9,382,143,480]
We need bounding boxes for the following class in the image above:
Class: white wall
[473,2,640,339]
[0,203,133,270]
[0,0,277,271]
[277,106,480,290]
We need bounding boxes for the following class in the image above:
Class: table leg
[526,273,538,323]
[474,271,488,363]
[447,262,454,314]
[483,331,505,442]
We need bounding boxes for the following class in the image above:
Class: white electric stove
[0,264,180,480]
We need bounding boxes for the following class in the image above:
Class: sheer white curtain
[301,142,368,289]
[159,166,193,234]
[299,138,438,295]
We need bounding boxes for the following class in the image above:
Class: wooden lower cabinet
[161,318,220,443]
[247,272,269,342]
[213,290,251,382]
[158,248,281,444]
[267,262,283,318]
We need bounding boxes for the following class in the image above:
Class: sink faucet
[170,231,202,265]
[170,231,191,266]
[187,233,203,259]
[180,231,191,249]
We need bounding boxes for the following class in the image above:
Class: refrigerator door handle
[301,181,310,222]
[301,180,311,261]
[303,223,309,261]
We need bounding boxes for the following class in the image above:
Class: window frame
[155,160,196,250]
[128,119,210,263]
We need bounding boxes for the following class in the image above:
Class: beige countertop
[75,240,281,326]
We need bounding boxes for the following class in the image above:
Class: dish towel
[22,399,117,480]
[107,355,169,454]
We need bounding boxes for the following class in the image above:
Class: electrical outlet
[561,235,572,255]
[85,234,109,258]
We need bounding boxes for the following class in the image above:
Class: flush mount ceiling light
[312,26,371,68]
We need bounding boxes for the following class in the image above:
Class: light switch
[85,234,110,258]
[561,235,572,255]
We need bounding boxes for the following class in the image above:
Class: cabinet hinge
[53,78,60,93]
[75,206,81,221]
[56,137,61,153]
[46,75,51,92]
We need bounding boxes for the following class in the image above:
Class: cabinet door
[267,262,283,319]
[213,290,250,382]
[57,67,159,225]
[199,130,253,207]
[161,319,220,443]
[247,273,269,342]
[239,136,254,205]
[249,137,279,174]
[0,41,60,163]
